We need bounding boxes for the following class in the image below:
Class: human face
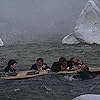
[11,63,17,70]
[36,60,43,67]
[63,60,67,65]
[62,60,67,67]
[72,58,78,63]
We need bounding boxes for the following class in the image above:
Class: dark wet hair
[58,57,67,64]
[69,57,74,62]
[36,58,44,63]
[8,59,17,67]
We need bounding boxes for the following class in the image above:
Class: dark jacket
[67,61,73,69]
[4,66,16,73]
[51,62,61,72]
[30,63,50,70]
[67,60,81,69]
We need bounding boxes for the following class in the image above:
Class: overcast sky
[0,0,88,33]
[0,0,89,44]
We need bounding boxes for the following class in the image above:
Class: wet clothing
[51,60,78,72]
[67,60,81,69]
[51,61,67,72]
[73,67,93,80]
[67,61,73,69]
[30,63,50,70]
[51,62,61,72]
[4,66,16,73]
[73,71,93,80]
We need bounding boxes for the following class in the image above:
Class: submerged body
[73,64,93,80]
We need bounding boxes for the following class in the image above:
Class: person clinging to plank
[30,58,50,71]
[51,57,68,72]
[73,64,94,80]
[67,57,83,70]
[51,57,79,72]
[68,57,89,73]
[67,57,95,80]
[4,59,17,75]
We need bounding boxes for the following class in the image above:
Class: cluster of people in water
[4,57,93,79]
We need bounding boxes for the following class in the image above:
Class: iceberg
[62,0,100,44]
[0,38,4,46]
[72,94,100,100]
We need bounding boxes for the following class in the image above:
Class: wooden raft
[1,67,100,80]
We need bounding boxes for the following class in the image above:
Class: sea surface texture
[0,41,100,100]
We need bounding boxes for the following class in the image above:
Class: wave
[62,0,100,44]
[0,38,4,46]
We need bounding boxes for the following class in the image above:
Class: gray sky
[0,0,88,44]
[0,0,88,32]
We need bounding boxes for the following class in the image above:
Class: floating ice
[72,94,100,100]
[0,38,4,46]
[62,0,100,44]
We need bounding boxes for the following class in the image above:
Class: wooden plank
[89,67,100,72]
[2,70,48,80]
[16,70,38,76]
[1,67,100,80]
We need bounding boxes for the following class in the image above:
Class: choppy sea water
[0,41,100,100]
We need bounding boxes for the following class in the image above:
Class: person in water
[4,59,17,73]
[30,58,50,71]
[77,64,89,73]
[67,57,83,70]
[73,64,93,80]
[67,57,94,80]
[51,57,67,72]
